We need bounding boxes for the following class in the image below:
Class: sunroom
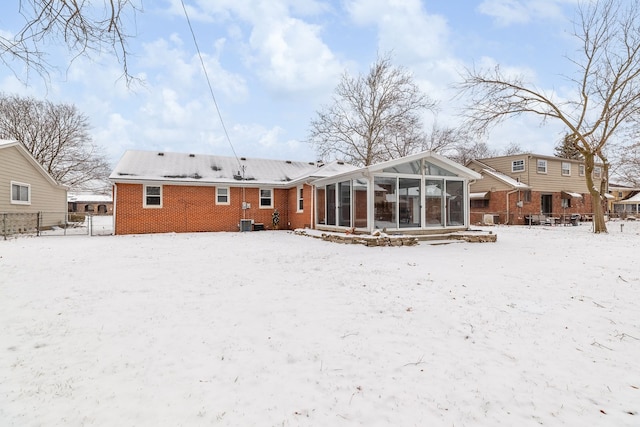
[312,151,482,234]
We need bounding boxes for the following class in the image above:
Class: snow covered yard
[1,222,639,426]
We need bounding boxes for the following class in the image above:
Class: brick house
[109,150,357,235]
[110,149,481,235]
[466,154,608,225]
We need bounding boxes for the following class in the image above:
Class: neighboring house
[0,139,67,233]
[610,185,640,218]
[608,184,640,217]
[68,192,113,215]
[466,154,608,225]
[109,149,481,235]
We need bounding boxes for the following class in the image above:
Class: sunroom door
[399,178,421,228]
[425,179,444,227]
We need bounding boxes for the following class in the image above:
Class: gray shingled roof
[109,150,357,186]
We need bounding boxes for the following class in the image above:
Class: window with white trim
[561,162,571,176]
[512,159,525,172]
[259,188,273,208]
[537,159,547,173]
[579,164,585,176]
[593,166,602,179]
[144,185,162,208]
[297,186,304,212]
[216,187,230,205]
[11,181,30,205]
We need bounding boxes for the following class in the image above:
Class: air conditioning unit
[240,219,253,232]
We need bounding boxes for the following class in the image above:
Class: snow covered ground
[1,221,639,426]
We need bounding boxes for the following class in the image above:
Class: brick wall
[470,190,595,225]
[287,184,314,230]
[114,183,291,235]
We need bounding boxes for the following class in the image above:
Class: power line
[180,0,243,173]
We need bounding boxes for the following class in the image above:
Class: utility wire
[180,0,243,174]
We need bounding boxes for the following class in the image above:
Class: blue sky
[0,0,581,166]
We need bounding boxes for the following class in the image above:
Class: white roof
[616,192,640,203]
[109,150,357,187]
[482,169,531,189]
[68,192,113,203]
[562,191,583,198]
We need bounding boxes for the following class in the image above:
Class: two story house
[466,154,607,225]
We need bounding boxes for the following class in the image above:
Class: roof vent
[240,157,246,161]
[158,152,164,156]
[189,154,195,157]
[308,162,315,165]
[337,161,344,165]
[286,160,292,164]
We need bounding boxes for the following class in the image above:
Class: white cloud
[477,0,570,26]
[167,0,344,96]
[346,0,450,61]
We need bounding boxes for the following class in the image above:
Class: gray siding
[0,145,67,214]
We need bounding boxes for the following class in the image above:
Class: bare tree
[308,54,437,166]
[611,142,640,186]
[0,93,111,190]
[456,0,640,233]
[0,1,141,85]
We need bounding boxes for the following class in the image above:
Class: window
[561,198,571,208]
[537,159,547,173]
[216,187,230,205]
[470,199,490,208]
[11,181,30,205]
[562,162,571,176]
[523,190,532,203]
[593,166,602,179]
[144,185,162,208]
[297,186,304,212]
[512,159,525,172]
[579,164,585,176]
[259,188,273,208]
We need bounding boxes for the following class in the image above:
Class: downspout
[467,179,476,228]
[505,188,519,225]
[112,183,117,235]
[309,182,314,230]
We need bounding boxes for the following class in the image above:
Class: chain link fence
[1,212,113,239]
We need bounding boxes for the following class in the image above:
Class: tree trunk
[583,152,608,233]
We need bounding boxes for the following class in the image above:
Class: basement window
[144,185,162,208]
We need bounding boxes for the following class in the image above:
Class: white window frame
[536,159,547,174]
[143,184,162,208]
[579,164,585,176]
[216,187,230,205]
[11,181,31,205]
[561,162,571,176]
[297,185,304,212]
[259,188,273,209]
[512,159,525,172]
[593,166,602,179]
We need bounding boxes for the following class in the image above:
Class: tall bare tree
[456,0,640,233]
[0,93,111,190]
[0,0,141,85]
[308,54,437,166]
